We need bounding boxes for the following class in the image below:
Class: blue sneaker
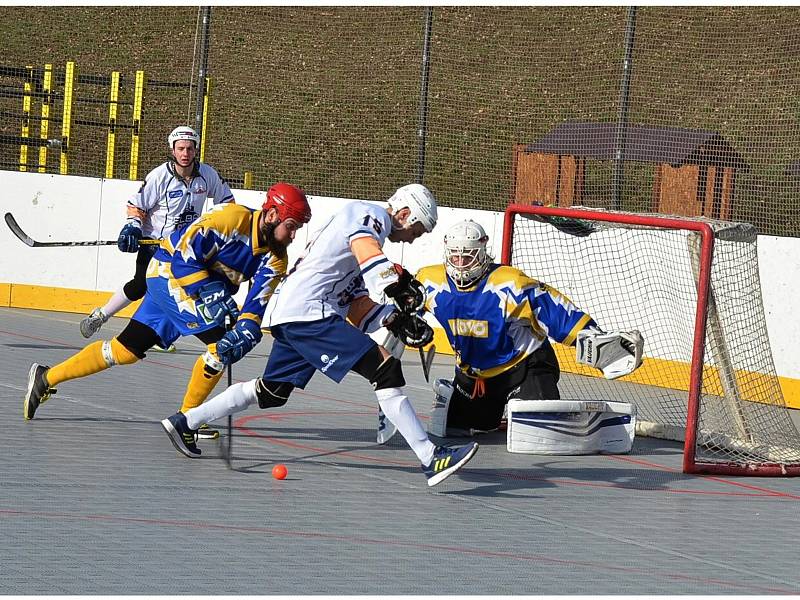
[161,412,201,457]
[422,442,479,487]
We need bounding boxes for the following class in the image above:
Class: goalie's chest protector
[427,266,521,371]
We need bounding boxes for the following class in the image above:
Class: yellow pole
[105,71,120,179]
[200,76,211,163]
[19,65,33,172]
[38,63,52,173]
[59,61,75,175]
[129,70,145,180]
[243,171,253,190]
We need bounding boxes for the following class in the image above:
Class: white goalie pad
[506,399,636,455]
[370,327,405,360]
[576,329,644,380]
[427,378,453,437]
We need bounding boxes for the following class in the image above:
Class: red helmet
[263,182,311,223]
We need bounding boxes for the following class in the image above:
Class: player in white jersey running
[161,184,479,487]
[79,126,235,345]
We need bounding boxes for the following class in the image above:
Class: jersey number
[362,215,383,235]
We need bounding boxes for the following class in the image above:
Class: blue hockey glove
[197,281,240,327]
[117,222,143,253]
[216,320,263,365]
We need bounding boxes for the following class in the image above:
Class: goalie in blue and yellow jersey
[23,183,312,442]
[416,220,644,437]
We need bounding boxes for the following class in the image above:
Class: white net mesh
[506,205,800,474]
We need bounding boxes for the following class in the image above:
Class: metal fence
[2,6,799,235]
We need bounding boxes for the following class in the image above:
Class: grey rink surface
[2,306,800,595]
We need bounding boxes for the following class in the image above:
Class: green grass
[2,6,800,235]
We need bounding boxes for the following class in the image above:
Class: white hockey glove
[576,328,644,380]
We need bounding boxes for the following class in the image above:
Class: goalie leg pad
[506,399,636,455]
[255,379,294,409]
[576,329,644,380]
[427,378,454,437]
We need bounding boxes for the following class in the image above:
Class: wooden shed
[512,122,748,220]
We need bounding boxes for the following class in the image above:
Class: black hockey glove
[384,266,425,313]
[385,310,434,349]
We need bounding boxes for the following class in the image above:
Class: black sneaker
[421,442,479,487]
[161,412,201,457]
[24,363,55,420]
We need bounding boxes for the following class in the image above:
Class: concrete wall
[1,170,797,405]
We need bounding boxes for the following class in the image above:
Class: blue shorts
[131,276,219,348]
[263,316,376,388]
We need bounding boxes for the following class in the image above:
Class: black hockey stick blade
[419,344,435,382]
[518,210,595,237]
[4,212,159,247]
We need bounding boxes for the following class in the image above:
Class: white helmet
[444,220,491,290]
[387,183,438,233]
[168,126,200,148]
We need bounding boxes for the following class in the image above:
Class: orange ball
[272,464,288,480]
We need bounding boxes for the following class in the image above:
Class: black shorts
[446,341,561,432]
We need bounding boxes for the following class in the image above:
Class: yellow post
[105,71,120,179]
[243,171,253,190]
[38,63,53,173]
[129,70,145,180]
[19,65,33,172]
[200,76,211,163]
[59,61,75,175]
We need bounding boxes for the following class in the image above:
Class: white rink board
[0,170,795,381]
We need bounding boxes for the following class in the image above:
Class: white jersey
[126,160,234,239]
[268,201,400,326]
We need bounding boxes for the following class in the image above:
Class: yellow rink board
[2,282,798,409]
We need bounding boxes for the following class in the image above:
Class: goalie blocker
[575,328,644,380]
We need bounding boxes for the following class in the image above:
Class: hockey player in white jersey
[416,219,644,448]
[162,184,480,487]
[79,126,235,344]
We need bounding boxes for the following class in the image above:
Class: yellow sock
[180,354,224,413]
[46,339,139,386]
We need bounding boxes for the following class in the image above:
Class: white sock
[185,379,258,430]
[101,287,133,319]
[376,387,436,466]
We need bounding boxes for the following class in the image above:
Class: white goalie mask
[387,183,438,233]
[444,220,491,290]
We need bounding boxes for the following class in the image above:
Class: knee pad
[255,379,294,409]
[103,338,140,367]
[370,356,406,390]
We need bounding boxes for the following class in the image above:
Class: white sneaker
[79,308,107,338]
[377,407,398,444]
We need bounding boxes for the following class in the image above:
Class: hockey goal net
[502,204,800,476]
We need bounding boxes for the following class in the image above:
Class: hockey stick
[4,212,159,248]
[222,315,234,469]
[419,344,435,382]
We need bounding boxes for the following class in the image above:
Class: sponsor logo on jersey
[320,353,340,373]
[168,190,183,199]
[448,318,489,338]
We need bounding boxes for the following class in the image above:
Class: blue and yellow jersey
[148,203,287,328]
[415,263,595,377]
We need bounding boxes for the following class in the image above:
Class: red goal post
[502,203,800,476]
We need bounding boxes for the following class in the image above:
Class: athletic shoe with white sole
[422,442,479,487]
[161,412,201,457]
[23,363,55,420]
[79,308,107,338]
